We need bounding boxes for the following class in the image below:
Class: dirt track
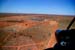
[0,20,58,50]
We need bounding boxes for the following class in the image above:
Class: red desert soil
[0,19,58,50]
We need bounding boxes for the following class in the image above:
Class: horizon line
[0,12,75,16]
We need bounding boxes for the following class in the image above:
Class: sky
[0,0,75,15]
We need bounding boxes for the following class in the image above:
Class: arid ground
[0,13,75,50]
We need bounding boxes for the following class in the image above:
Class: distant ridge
[0,13,75,17]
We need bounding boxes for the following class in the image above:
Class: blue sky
[0,0,75,15]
